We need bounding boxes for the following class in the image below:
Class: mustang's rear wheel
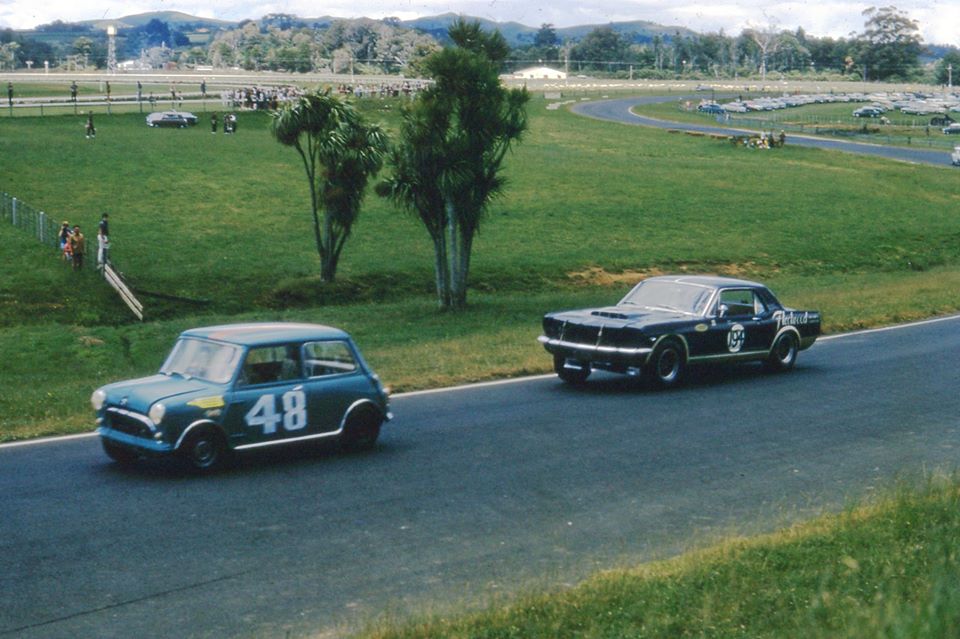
[766,332,799,372]
[554,355,590,384]
[650,341,685,387]
[180,428,226,472]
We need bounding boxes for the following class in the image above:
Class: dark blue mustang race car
[539,275,820,386]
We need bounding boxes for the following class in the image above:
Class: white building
[511,66,567,80]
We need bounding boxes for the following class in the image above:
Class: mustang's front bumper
[538,335,653,359]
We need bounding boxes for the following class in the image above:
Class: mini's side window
[238,344,303,386]
[303,341,357,378]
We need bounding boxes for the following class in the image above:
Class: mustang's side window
[719,289,758,317]
[239,344,302,386]
[303,341,357,378]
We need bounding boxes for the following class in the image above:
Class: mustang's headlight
[149,402,166,425]
[91,389,107,411]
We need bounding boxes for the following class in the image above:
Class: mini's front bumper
[98,426,175,454]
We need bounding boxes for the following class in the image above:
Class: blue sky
[1,0,958,46]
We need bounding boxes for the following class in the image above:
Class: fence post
[11,197,16,226]
[39,211,45,243]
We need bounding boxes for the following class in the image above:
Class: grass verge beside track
[356,474,960,639]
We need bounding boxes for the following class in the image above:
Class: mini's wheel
[341,409,382,452]
[650,341,685,387]
[554,355,590,384]
[102,439,139,465]
[180,428,226,472]
[766,332,799,372]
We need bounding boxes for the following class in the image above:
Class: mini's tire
[650,341,685,387]
[766,332,799,372]
[180,428,227,472]
[554,355,590,384]
[102,439,139,465]
[341,409,382,452]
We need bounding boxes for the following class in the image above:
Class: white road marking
[5,314,960,450]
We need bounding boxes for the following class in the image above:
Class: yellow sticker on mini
[188,395,225,409]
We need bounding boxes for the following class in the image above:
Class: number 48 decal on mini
[244,390,308,434]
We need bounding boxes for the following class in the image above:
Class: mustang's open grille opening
[563,323,601,345]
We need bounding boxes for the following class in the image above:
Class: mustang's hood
[101,374,214,414]
[550,306,692,329]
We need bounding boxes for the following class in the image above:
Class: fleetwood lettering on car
[92,323,392,471]
[538,275,820,386]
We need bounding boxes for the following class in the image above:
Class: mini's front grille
[106,409,152,438]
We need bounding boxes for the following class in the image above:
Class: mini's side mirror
[718,304,729,318]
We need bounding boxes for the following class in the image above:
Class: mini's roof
[643,274,766,289]
[180,323,349,346]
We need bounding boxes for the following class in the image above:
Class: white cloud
[0,0,956,45]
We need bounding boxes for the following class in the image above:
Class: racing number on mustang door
[245,390,308,434]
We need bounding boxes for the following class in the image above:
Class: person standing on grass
[70,81,78,102]
[70,226,85,271]
[211,112,218,133]
[99,212,109,238]
[59,222,72,263]
[97,226,110,270]
[6,82,12,108]
[85,112,96,139]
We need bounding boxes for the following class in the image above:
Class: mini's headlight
[91,389,107,411]
[149,402,166,425]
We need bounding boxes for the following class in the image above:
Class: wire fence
[1,191,144,320]
[0,192,62,248]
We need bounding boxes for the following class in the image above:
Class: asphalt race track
[2,316,960,638]
[573,96,958,168]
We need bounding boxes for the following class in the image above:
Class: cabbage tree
[270,90,388,282]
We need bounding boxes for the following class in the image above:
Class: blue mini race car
[93,323,391,471]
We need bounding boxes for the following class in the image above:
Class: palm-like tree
[270,90,388,282]
[380,20,529,309]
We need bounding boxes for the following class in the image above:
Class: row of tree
[2,6,957,81]
[517,6,953,82]
[270,20,529,309]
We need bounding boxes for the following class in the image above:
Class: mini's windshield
[619,280,714,316]
[160,338,242,384]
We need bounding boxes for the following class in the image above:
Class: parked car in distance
[539,275,821,387]
[930,114,955,127]
[146,110,199,128]
[697,102,725,114]
[943,123,960,135]
[93,323,392,471]
[853,106,885,118]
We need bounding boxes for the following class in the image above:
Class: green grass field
[2,93,960,440]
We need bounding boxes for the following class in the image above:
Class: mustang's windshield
[160,337,242,384]
[619,280,715,316]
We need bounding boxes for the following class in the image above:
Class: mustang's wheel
[650,341,685,387]
[554,355,590,384]
[766,332,799,372]
[180,428,226,472]
[102,439,139,465]
[341,409,383,452]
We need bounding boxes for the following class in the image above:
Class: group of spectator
[222,86,305,111]
[335,80,428,99]
[58,213,110,272]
